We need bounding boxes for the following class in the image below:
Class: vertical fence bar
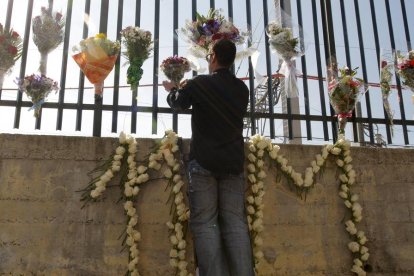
[245,0,256,136]
[4,0,13,30]
[296,0,311,140]
[152,0,160,134]
[368,0,392,144]
[262,0,275,139]
[76,0,91,131]
[385,0,409,144]
[400,0,412,51]
[192,0,197,78]
[172,0,179,132]
[56,0,73,132]
[312,0,329,141]
[131,0,141,134]
[320,0,338,142]
[228,0,233,18]
[13,0,33,129]
[210,0,215,10]
[354,0,374,144]
[0,0,14,99]
[112,0,123,133]
[280,0,293,141]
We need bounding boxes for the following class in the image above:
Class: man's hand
[162,81,177,92]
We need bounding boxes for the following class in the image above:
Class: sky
[0,0,413,146]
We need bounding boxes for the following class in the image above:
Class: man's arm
[163,80,192,111]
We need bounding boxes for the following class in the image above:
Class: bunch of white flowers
[160,130,192,276]
[90,132,129,198]
[246,135,272,266]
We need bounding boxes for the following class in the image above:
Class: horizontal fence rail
[0,0,413,147]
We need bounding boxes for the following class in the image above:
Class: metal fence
[0,0,413,146]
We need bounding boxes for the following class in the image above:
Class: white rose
[257,170,267,179]
[173,163,180,172]
[129,215,138,226]
[360,246,368,255]
[344,200,352,208]
[257,181,264,189]
[90,189,100,198]
[171,145,179,153]
[254,236,263,246]
[247,153,256,163]
[111,165,121,172]
[354,258,363,267]
[116,146,126,155]
[148,160,160,170]
[113,154,123,161]
[132,186,140,196]
[119,131,127,144]
[339,174,349,183]
[170,235,178,245]
[351,194,359,202]
[173,174,182,183]
[124,186,133,197]
[137,165,147,174]
[249,144,256,152]
[178,249,186,260]
[359,236,367,245]
[257,140,268,150]
[246,196,254,204]
[177,240,186,249]
[257,149,264,157]
[339,191,348,199]
[336,159,344,167]
[169,258,178,267]
[348,169,356,178]
[254,250,264,259]
[246,205,255,214]
[133,231,141,241]
[178,260,188,270]
[166,221,174,229]
[254,196,263,206]
[256,210,264,218]
[164,168,173,179]
[269,148,278,159]
[251,184,259,193]
[361,253,369,261]
[344,156,353,163]
[256,160,264,168]
[247,164,256,173]
[344,164,353,172]
[348,241,360,252]
[170,249,178,258]
[248,174,256,183]
[330,147,341,155]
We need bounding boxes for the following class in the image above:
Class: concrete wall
[0,134,413,276]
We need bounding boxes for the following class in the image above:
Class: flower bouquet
[178,9,247,64]
[380,57,394,134]
[160,56,191,87]
[16,74,59,117]
[266,22,303,98]
[32,6,65,74]
[120,26,153,91]
[72,33,120,96]
[396,50,414,104]
[0,23,22,89]
[328,66,367,136]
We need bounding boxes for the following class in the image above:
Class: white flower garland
[247,134,369,276]
[159,130,192,276]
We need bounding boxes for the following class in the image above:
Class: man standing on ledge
[162,39,254,276]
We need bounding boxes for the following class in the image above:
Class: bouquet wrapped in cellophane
[15,74,59,117]
[328,66,367,136]
[160,56,191,87]
[379,55,394,134]
[72,33,120,96]
[120,26,153,91]
[0,23,22,89]
[396,50,414,104]
[178,8,248,70]
[266,22,303,98]
[32,6,65,74]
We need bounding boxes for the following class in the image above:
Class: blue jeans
[187,159,254,276]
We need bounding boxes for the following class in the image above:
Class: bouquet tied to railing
[328,66,367,136]
[396,50,414,104]
[0,23,22,89]
[266,22,303,98]
[72,33,120,97]
[15,74,59,117]
[32,6,65,74]
[120,26,153,91]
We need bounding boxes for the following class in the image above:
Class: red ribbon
[336,112,353,119]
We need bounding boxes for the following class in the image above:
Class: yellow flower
[95,33,107,39]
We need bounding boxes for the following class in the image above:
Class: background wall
[0,134,413,276]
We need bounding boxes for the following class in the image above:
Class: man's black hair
[212,39,236,68]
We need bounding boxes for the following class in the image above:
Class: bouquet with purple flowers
[178,9,246,59]
[0,23,22,89]
[16,74,59,117]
